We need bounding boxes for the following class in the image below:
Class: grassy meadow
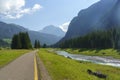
[63,48,120,59]
[0,49,30,68]
[38,49,120,80]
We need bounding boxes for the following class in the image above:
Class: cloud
[0,0,42,19]
[59,22,70,32]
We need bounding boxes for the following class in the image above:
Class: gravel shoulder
[37,54,51,80]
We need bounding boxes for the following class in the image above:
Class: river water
[55,51,120,68]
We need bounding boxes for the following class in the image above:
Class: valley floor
[38,49,120,80]
[0,49,120,80]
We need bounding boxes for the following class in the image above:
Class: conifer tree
[11,32,32,49]
[43,43,47,48]
[37,40,41,48]
[34,40,41,48]
[34,40,37,48]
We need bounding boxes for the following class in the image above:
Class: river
[55,51,120,68]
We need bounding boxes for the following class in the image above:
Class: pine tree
[11,32,32,49]
[11,34,17,49]
[43,43,47,48]
[25,32,32,49]
[37,40,41,48]
[11,34,21,49]
[16,35,21,49]
[34,40,41,48]
[34,40,37,48]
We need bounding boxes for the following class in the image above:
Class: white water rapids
[55,51,120,68]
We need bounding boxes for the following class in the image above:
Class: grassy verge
[63,48,120,59]
[0,49,30,67]
[38,49,120,80]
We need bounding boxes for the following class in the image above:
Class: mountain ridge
[0,21,61,45]
[39,25,65,37]
[61,0,120,41]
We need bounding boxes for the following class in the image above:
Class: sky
[0,0,100,32]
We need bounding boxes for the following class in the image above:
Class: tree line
[11,32,32,49]
[59,28,120,49]
[34,40,41,48]
[11,32,47,49]
[34,40,47,48]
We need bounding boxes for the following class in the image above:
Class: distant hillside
[0,39,9,47]
[28,31,61,45]
[0,21,61,45]
[61,0,120,41]
[0,22,27,39]
[40,25,65,37]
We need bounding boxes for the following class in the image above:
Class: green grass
[0,49,30,67]
[3,38,12,44]
[38,49,120,80]
[64,48,120,59]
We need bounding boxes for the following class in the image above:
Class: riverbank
[55,51,120,68]
[63,48,120,59]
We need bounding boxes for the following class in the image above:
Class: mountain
[0,21,61,45]
[28,31,61,45]
[61,0,120,41]
[0,22,27,39]
[40,25,65,37]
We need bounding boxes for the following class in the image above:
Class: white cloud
[32,4,42,10]
[0,0,42,19]
[59,22,70,32]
